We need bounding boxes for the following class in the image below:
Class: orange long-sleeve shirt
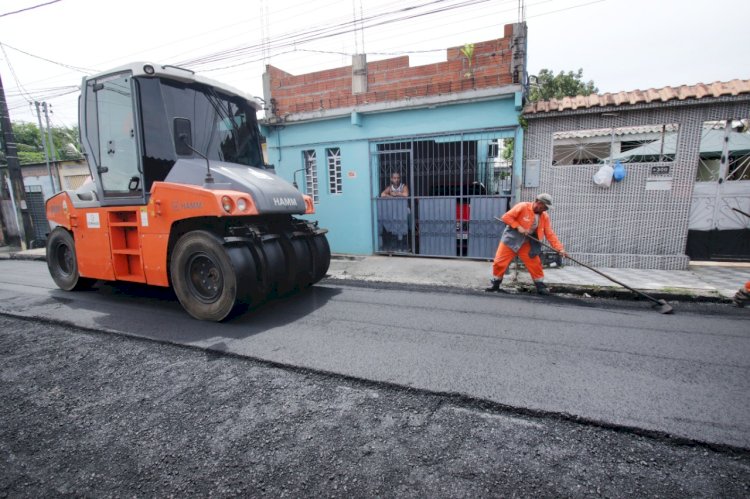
[501,202,564,253]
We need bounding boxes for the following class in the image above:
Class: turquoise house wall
[262,94,523,255]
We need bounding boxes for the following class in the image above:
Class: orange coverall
[493,201,564,282]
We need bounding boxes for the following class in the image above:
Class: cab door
[85,72,144,205]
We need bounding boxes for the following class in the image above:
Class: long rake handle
[526,233,665,306]
[492,217,665,306]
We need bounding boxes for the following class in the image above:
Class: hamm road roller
[45,63,330,321]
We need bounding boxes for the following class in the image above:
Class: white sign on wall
[645,178,673,191]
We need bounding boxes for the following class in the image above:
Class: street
[0,259,749,495]
[1,314,748,497]
[1,260,748,448]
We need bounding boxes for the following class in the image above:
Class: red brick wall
[267,23,518,116]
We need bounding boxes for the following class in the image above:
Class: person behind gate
[486,193,567,295]
[380,172,410,198]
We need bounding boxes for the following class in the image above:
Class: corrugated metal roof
[524,79,750,114]
[553,124,680,139]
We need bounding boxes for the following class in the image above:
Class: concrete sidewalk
[328,254,750,302]
[3,245,749,302]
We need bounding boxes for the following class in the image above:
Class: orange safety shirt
[501,201,564,253]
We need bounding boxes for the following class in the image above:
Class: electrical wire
[0,0,62,19]
[201,0,526,74]
[0,43,34,102]
[176,0,493,69]
[3,0,609,123]
[0,41,94,73]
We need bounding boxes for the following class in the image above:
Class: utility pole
[34,101,55,194]
[0,72,33,250]
[42,101,59,193]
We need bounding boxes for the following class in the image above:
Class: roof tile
[524,79,750,114]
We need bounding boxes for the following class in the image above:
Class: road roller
[45,62,330,321]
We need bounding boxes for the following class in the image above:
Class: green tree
[10,122,82,165]
[528,68,598,102]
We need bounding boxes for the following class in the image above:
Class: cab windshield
[137,76,263,172]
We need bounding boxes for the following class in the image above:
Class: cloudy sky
[1,0,748,127]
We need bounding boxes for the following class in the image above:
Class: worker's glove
[560,250,568,258]
[517,226,528,235]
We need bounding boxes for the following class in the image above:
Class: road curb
[3,255,737,305]
[323,275,733,305]
[545,282,731,304]
[8,252,47,262]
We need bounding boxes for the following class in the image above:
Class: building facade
[522,80,750,269]
[262,23,527,258]
[0,159,87,246]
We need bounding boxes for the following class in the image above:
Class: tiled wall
[522,97,750,269]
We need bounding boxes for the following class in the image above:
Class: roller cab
[46,63,330,321]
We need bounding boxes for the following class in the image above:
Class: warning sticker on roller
[86,213,100,229]
[140,207,149,227]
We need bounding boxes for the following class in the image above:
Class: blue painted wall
[263,93,523,255]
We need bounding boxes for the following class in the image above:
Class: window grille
[303,150,319,203]
[696,119,750,182]
[552,124,678,166]
[327,147,342,194]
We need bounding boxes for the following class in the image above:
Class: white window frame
[327,147,342,194]
[303,150,319,203]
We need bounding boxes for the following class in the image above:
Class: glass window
[157,79,262,167]
[552,124,678,166]
[303,150,319,203]
[697,119,750,182]
[96,74,140,195]
[327,147,342,194]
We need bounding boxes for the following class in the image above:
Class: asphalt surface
[0,260,749,452]
[1,315,749,497]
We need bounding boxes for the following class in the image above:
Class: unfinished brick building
[261,23,527,258]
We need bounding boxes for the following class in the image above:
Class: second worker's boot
[534,281,551,296]
[485,278,502,292]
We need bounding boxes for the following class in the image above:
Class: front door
[372,132,514,259]
[687,119,750,261]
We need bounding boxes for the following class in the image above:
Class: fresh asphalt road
[0,260,748,449]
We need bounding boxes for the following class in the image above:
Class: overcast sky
[1,0,748,128]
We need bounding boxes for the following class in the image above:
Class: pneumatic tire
[170,231,251,322]
[310,233,331,284]
[46,227,95,291]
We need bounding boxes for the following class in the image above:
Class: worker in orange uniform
[485,193,567,295]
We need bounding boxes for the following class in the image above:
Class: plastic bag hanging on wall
[613,161,627,182]
[593,164,614,188]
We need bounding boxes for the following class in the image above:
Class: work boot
[485,278,502,292]
[534,281,551,296]
[733,288,749,308]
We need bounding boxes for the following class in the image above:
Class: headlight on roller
[221,196,233,213]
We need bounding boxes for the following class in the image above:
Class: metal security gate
[373,131,514,259]
[687,118,750,261]
[25,185,50,248]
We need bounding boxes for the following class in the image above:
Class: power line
[176,0,493,70]
[0,43,34,102]
[0,42,94,73]
[527,0,606,19]
[0,0,62,19]
[178,0,486,66]
[0,0,419,92]
[197,0,526,73]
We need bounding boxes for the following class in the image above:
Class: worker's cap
[536,193,553,209]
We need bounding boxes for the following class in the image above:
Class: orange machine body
[46,181,315,287]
